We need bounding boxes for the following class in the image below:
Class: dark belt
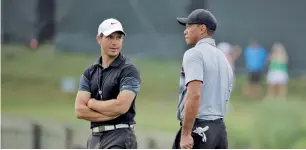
[180,118,223,126]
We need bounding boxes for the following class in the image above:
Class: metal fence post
[32,123,42,149]
[65,127,73,149]
[147,137,157,149]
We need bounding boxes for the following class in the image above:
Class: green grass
[1,44,181,132]
[2,44,306,148]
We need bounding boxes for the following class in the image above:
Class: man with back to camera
[173,9,234,149]
[74,18,141,149]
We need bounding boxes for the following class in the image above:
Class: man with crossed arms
[75,18,140,149]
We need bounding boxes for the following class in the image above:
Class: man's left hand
[180,134,194,149]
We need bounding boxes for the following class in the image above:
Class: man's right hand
[180,134,194,149]
[87,98,94,108]
[75,91,116,122]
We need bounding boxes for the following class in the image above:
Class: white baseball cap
[97,18,126,36]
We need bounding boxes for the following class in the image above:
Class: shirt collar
[195,37,216,47]
[95,53,124,68]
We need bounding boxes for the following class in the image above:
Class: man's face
[97,31,123,58]
[184,24,206,45]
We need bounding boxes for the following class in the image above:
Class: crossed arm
[75,65,140,122]
[87,90,135,115]
[75,91,117,122]
[75,90,136,122]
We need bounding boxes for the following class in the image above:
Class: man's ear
[96,35,100,44]
[200,25,207,34]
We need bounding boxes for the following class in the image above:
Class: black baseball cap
[177,9,217,31]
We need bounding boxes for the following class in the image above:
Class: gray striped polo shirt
[177,38,234,121]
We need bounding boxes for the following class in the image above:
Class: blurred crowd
[217,41,289,100]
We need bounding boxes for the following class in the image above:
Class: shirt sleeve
[78,75,91,92]
[119,65,141,95]
[78,66,91,92]
[183,50,204,86]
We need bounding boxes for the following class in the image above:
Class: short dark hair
[196,24,215,36]
[207,30,215,36]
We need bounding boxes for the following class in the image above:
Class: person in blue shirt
[244,41,268,98]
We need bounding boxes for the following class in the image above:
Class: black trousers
[87,128,137,149]
[172,119,228,149]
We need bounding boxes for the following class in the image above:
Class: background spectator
[243,41,268,98]
[266,42,289,99]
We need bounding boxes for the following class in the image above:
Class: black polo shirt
[78,53,141,128]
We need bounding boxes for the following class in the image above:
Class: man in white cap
[74,18,141,149]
